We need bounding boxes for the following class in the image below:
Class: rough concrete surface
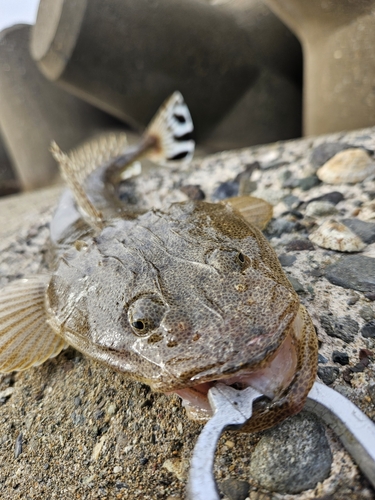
[0,127,375,499]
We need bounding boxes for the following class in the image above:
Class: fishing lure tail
[145,91,195,164]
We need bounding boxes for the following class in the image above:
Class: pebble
[14,432,23,459]
[309,219,366,252]
[298,175,321,191]
[283,194,300,209]
[368,384,375,405]
[162,458,186,481]
[287,276,305,293]
[267,218,296,237]
[318,353,328,364]
[0,386,14,404]
[359,305,375,321]
[309,142,353,168]
[320,314,359,343]
[180,184,205,200]
[219,479,250,500]
[306,191,344,205]
[285,239,314,252]
[278,254,296,267]
[325,255,375,294]
[249,413,332,494]
[317,366,340,385]
[305,201,338,217]
[212,181,239,200]
[361,321,375,338]
[317,148,375,184]
[332,350,349,365]
[341,218,375,244]
[113,466,122,474]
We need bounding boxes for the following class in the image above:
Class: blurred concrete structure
[31,0,302,151]
[0,25,122,191]
[0,140,18,196]
[265,0,375,136]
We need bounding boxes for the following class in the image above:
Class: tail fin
[145,91,195,164]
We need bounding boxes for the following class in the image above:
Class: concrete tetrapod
[31,0,302,150]
[0,25,121,190]
[265,0,375,136]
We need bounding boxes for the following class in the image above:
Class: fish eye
[205,248,249,272]
[132,320,145,331]
[237,252,245,264]
[128,295,167,337]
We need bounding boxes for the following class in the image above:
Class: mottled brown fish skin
[46,200,318,431]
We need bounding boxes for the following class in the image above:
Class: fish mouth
[172,314,302,421]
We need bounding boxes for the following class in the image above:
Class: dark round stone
[212,181,239,200]
[332,350,349,365]
[361,321,375,338]
[317,366,340,385]
[219,479,250,500]
[180,184,205,200]
[278,254,296,267]
[249,412,332,494]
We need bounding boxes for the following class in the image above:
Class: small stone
[94,409,105,420]
[0,386,14,404]
[267,219,296,237]
[162,458,187,481]
[91,435,106,461]
[298,175,321,191]
[306,191,344,206]
[318,354,328,364]
[305,201,338,217]
[317,148,375,184]
[113,466,122,474]
[332,351,349,365]
[309,219,366,252]
[317,366,340,385]
[320,314,358,343]
[139,457,148,465]
[107,403,117,416]
[325,255,375,294]
[309,142,353,168]
[249,412,332,494]
[359,305,375,322]
[180,184,205,201]
[341,218,375,244]
[74,396,81,407]
[285,239,314,252]
[359,348,373,366]
[278,254,296,267]
[225,440,235,448]
[287,276,305,293]
[368,384,375,405]
[219,479,250,500]
[212,181,239,200]
[283,194,300,209]
[14,432,23,459]
[361,321,375,338]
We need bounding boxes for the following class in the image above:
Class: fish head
[47,200,317,430]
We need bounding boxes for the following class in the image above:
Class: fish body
[0,93,318,431]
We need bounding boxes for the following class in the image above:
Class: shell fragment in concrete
[309,219,366,252]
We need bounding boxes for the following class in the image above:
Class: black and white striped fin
[146,91,195,164]
[0,276,67,373]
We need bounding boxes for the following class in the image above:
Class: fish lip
[167,314,303,419]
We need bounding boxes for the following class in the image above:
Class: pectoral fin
[223,195,273,230]
[0,276,66,373]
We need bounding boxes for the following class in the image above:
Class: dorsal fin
[223,195,273,230]
[0,276,67,373]
[146,91,195,164]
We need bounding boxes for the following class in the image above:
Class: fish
[0,92,318,432]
